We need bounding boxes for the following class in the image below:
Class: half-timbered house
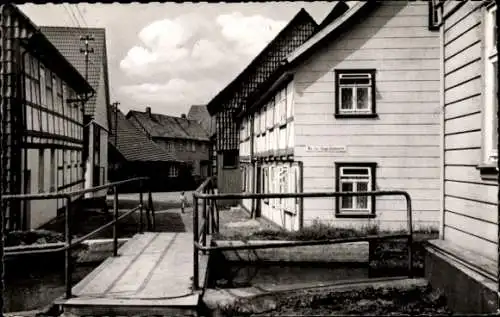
[41,26,111,202]
[205,8,321,205]
[424,0,499,313]
[0,4,94,230]
[236,1,442,231]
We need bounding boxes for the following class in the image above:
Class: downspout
[250,115,255,218]
[298,160,304,230]
[20,47,29,230]
[438,3,445,241]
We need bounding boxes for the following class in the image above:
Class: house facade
[127,107,211,187]
[0,4,94,230]
[108,108,180,192]
[237,1,442,232]
[41,26,111,201]
[206,8,322,204]
[424,0,499,313]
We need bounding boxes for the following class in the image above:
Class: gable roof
[127,110,210,142]
[109,109,178,162]
[286,1,377,67]
[187,105,209,122]
[206,8,317,115]
[40,26,109,118]
[236,1,351,119]
[1,5,93,96]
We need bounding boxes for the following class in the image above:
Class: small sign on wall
[305,145,347,152]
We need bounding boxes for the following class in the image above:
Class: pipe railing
[192,185,414,290]
[1,176,155,299]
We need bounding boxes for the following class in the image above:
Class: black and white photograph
[0,0,498,316]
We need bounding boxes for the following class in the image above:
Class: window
[241,166,246,191]
[40,65,46,107]
[169,165,179,177]
[262,166,269,204]
[38,149,45,193]
[481,3,498,173]
[334,69,376,117]
[191,141,196,151]
[335,163,377,218]
[50,149,56,192]
[223,149,238,169]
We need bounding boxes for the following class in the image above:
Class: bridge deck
[56,232,209,316]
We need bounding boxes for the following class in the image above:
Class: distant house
[206,8,323,204]
[108,109,181,192]
[188,105,216,177]
[236,1,441,231]
[0,4,94,230]
[41,26,111,201]
[424,0,499,314]
[126,107,211,186]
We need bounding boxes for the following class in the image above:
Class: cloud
[216,12,287,56]
[119,11,287,114]
[120,78,223,110]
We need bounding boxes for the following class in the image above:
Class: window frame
[334,162,377,218]
[168,165,179,178]
[479,2,498,179]
[334,69,377,118]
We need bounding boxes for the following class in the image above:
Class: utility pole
[111,102,120,176]
[80,34,94,82]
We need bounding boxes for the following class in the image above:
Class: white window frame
[338,166,373,214]
[336,72,374,115]
[169,165,179,177]
[483,3,498,165]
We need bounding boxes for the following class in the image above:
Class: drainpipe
[298,160,304,230]
[20,47,29,230]
[438,4,445,241]
[249,115,255,218]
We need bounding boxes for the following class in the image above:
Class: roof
[1,5,93,95]
[187,105,209,122]
[109,109,178,162]
[187,105,214,135]
[206,8,317,115]
[40,26,108,117]
[127,110,210,142]
[286,1,377,66]
[236,1,351,119]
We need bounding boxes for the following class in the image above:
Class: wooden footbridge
[55,232,209,316]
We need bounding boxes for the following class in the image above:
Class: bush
[5,229,66,247]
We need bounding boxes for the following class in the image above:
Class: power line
[64,3,82,27]
[74,4,88,27]
[63,4,79,27]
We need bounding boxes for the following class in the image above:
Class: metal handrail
[1,176,154,299]
[192,188,414,291]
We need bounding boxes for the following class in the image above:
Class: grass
[246,284,452,316]
[214,220,438,242]
[5,229,66,247]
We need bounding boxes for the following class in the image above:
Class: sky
[19,2,337,116]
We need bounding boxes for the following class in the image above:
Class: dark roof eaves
[206,8,317,115]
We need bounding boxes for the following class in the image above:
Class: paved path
[56,232,208,316]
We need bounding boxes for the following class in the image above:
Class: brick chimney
[145,106,151,116]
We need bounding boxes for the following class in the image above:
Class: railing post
[406,193,414,278]
[149,190,155,231]
[113,185,119,257]
[139,179,144,233]
[193,194,199,290]
[145,179,152,231]
[202,196,207,255]
[64,196,73,299]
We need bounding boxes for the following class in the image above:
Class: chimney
[145,106,151,116]
[181,113,187,119]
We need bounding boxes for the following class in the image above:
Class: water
[4,261,99,313]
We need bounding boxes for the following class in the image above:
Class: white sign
[306,145,347,152]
